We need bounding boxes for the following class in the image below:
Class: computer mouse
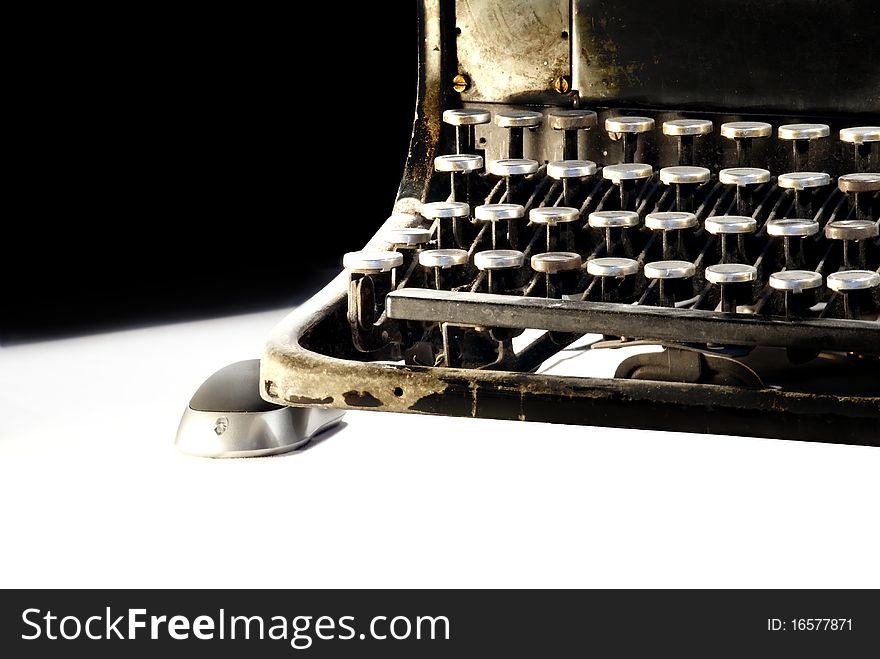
[175,359,344,457]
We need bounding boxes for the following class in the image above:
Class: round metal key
[474,249,525,271]
[778,124,830,140]
[826,270,880,292]
[420,201,470,219]
[645,211,697,231]
[706,263,758,284]
[720,122,772,139]
[663,119,713,136]
[488,158,540,176]
[605,116,655,134]
[547,159,597,179]
[602,163,653,183]
[766,218,820,238]
[434,154,483,172]
[719,168,772,186]
[840,126,880,144]
[705,215,757,235]
[838,172,880,193]
[385,228,432,247]
[660,166,711,185]
[824,220,879,241]
[418,248,469,269]
[495,110,543,128]
[529,206,580,225]
[777,171,831,190]
[474,203,525,222]
[442,108,491,126]
[588,210,640,228]
[343,250,404,274]
[644,260,696,280]
[530,251,582,274]
[548,109,598,131]
[769,270,822,292]
[586,257,639,277]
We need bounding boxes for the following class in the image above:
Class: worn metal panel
[455,0,570,103]
[572,0,880,114]
[386,289,880,354]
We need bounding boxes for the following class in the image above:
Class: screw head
[213,416,229,436]
[452,74,470,93]
[553,76,570,94]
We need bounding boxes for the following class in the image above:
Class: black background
[4,5,416,341]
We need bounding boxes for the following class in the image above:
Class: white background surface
[1,306,878,589]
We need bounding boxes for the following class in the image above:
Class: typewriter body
[262,0,880,444]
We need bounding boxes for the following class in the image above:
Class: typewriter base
[261,277,880,447]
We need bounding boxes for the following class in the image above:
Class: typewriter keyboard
[343,107,879,375]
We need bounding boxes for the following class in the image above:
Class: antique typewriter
[261,0,880,445]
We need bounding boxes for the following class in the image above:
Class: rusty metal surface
[385,289,880,354]
[260,280,880,444]
[259,0,880,446]
[455,0,570,104]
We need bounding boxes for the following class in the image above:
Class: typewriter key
[434,153,483,208]
[718,167,771,215]
[644,260,696,307]
[434,154,483,172]
[531,251,582,273]
[663,119,713,166]
[838,173,880,221]
[824,219,879,270]
[705,215,757,263]
[419,248,469,289]
[720,121,772,167]
[475,203,526,249]
[706,263,758,313]
[548,108,598,160]
[488,158,540,207]
[385,227,432,249]
[547,159,597,179]
[586,257,639,301]
[827,270,880,320]
[548,159,598,205]
[531,252,583,298]
[474,249,525,293]
[443,108,491,154]
[645,211,698,259]
[659,166,711,212]
[588,210,640,257]
[343,250,404,274]
[343,251,404,326]
[488,158,540,176]
[602,163,653,211]
[778,171,831,218]
[769,270,822,319]
[778,123,829,171]
[840,126,880,172]
[605,116,655,163]
[766,218,820,268]
[421,200,470,249]
[495,110,543,159]
[529,206,580,251]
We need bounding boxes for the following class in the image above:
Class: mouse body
[175,360,344,457]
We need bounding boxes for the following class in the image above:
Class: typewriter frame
[261,0,880,445]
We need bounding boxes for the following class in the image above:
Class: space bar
[385,288,879,352]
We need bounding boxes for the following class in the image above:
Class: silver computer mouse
[175,359,344,458]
